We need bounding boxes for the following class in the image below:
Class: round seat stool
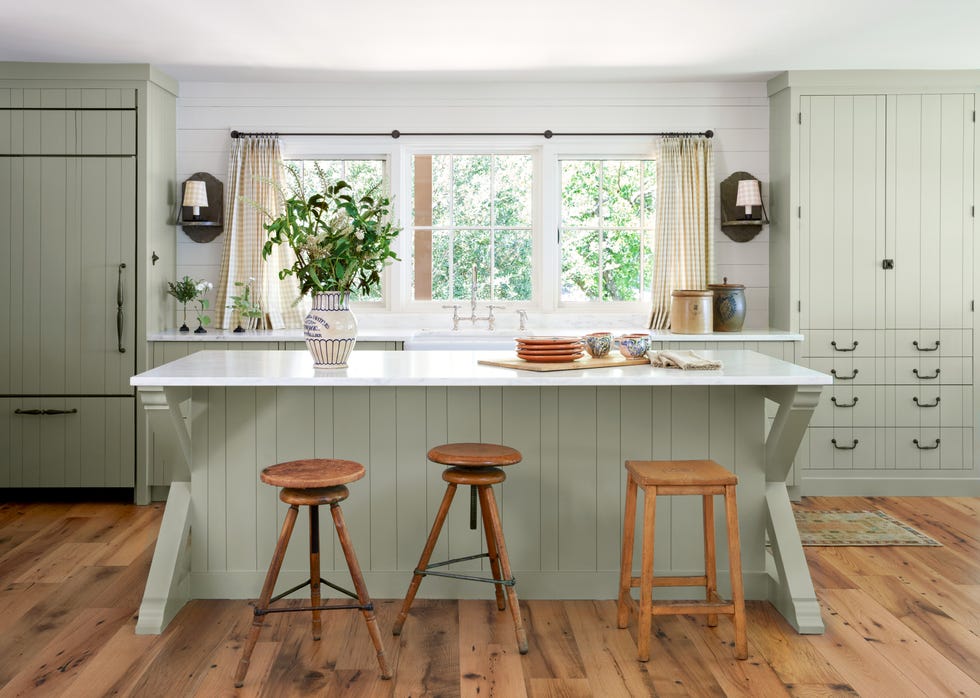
[392,443,528,654]
[234,458,391,687]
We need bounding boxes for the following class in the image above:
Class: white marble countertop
[131,349,830,388]
[147,327,804,343]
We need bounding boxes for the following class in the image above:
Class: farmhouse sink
[405,328,535,350]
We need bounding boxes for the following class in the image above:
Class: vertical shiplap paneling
[940,94,970,329]
[39,156,67,394]
[369,386,398,570]
[500,387,542,571]
[206,387,227,572]
[21,158,40,393]
[707,386,736,573]
[919,95,942,329]
[395,387,429,571]
[310,386,336,569]
[733,386,765,574]
[807,96,836,330]
[225,387,258,572]
[557,386,598,571]
[0,154,10,392]
[64,159,81,394]
[78,398,105,487]
[479,386,503,572]
[539,386,560,570]
[424,387,450,573]
[445,387,483,572]
[79,157,106,394]
[330,387,373,571]
[832,96,855,330]
[275,387,315,575]
[191,387,210,575]
[668,386,710,573]
[892,94,922,329]
[595,386,622,572]
[254,386,281,574]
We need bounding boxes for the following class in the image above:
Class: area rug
[793,510,941,546]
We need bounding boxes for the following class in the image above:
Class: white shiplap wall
[175,81,771,327]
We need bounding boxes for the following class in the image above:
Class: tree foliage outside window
[284,159,387,301]
[560,159,656,302]
[412,153,533,302]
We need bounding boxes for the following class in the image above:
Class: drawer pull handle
[831,340,858,352]
[913,438,940,450]
[913,340,940,352]
[831,438,859,450]
[831,368,859,380]
[831,396,859,408]
[913,368,940,380]
[14,408,78,416]
[912,396,940,408]
[116,263,127,354]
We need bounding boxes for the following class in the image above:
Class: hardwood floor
[0,497,977,696]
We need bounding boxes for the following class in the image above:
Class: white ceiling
[2,0,979,82]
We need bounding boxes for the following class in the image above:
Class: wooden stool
[617,459,747,661]
[392,443,528,654]
[234,459,391,687]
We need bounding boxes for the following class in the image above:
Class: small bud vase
[305,291,357,368]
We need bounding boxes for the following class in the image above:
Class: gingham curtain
[215,136,306,329]
[647,136,715,329]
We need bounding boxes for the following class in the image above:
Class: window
[559,159,656,303]
[411,153,534,302]
[284,158,387,301]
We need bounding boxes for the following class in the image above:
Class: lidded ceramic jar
[707,277,746,332]
[670,290,713,334]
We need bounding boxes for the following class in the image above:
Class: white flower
[354,230,365,241]
[247,277,256,283]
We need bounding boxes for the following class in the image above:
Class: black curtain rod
[230,129,713,139]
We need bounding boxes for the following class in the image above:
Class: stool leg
[479,484,528,654]
[235,504,299,688]
[703,494,718,627]
[330,502,392,680]
[725,485,748,660]
[479,485,507,611]
[637,486,656,662]
[310,504,322,640]
[617,473,639,629]
[392,483,458,636]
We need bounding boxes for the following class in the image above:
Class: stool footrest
[650,599,734,617]
[418,566,516,587]
[629,575,709,588]
[268,576,358,606]
[257,601,372,616]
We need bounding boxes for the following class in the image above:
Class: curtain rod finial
[705,129,714,138]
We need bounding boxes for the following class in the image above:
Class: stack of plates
[516,336,585,363]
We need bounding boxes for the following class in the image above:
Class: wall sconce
[183,180,208,220]
[177,172,224,243]
[720,171,769,242]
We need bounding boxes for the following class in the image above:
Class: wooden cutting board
[478,354,650,372]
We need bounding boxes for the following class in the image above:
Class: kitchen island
[132,349,830,637]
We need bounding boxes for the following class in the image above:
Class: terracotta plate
[518,353,584,363]
[515,345,585,354]
[515,336,582,345]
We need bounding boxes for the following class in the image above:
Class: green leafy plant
[229,277,263,329]
[260,166,401,297]
[167,275,200,330]
[194,280,213,331]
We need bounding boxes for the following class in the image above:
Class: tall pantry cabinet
[0,64,176,501]
[769,71,979,495]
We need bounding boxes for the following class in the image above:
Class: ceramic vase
[305,291,357,368]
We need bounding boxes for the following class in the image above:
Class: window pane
[428,230,451,301]
[452,229,492,300]
[346,160,384,199]
[493,230,532,300]
[602,160,642,227]
[561,160,599,227]
[495,154,532,227]
[603,229,642,301]
[452,155,492,227]
[431,154,452,226]
[561,229,600,301]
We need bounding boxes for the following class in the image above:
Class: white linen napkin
[650,350,723,371]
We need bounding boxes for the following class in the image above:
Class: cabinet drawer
[893,357,972,385]
[890,428,973,470]
[806,357,880,385]
[893,386,973,428]
[893,330,972,357]
[800,330,881,358]
[803,428,879,470]
[810,385,880,428]
[0,396,134,487]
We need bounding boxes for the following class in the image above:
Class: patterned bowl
[617,334,651,359]
[583,332,613,358]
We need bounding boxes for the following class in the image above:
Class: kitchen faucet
[442,264,502,330]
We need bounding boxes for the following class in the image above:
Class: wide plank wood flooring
[0,496,977,696]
